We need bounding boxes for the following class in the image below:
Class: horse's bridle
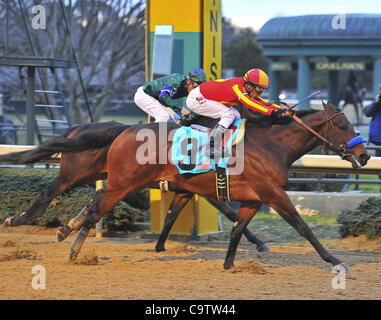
[242,106,364,162]
[295,111,364,161]
[323,112,352,157]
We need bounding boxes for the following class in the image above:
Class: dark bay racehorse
[72,102,368,270]
[15,101,367,270]
[0,112,269,252]
[0,102,370,270]
[340,84,367,124]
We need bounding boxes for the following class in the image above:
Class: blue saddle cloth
[171,119,244,175]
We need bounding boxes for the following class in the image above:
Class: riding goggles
[191,78,202,88]
[244,81,265,96]
[254,86,264,95]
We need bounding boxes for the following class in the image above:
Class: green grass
[345,174,381,193]
[219,212,341,244]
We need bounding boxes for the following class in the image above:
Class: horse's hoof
[337,263,349,273]
[56,228,65,242]
[155,246,166,252]
[56,225,72,242]
[3,217,14,227]
[332,262,349,273]
[257,244,270,253]
[223,262,234,270]
[69,250,79,261]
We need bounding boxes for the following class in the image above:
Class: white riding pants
[186,86,239,129]
[134,86,172,122]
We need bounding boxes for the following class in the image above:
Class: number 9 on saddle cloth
[171,118,245,201]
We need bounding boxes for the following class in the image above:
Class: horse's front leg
[155,192,194,252]
[224,201,262,269]
[268,187,346,270]
[205,197,269,252]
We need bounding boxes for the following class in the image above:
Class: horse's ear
[322,100,337,114]
[322,100,329,112]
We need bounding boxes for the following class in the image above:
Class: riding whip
[288,91,321,110]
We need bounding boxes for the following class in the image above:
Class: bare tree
[0,0,146,123]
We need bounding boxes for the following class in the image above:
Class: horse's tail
[0,123,130,165]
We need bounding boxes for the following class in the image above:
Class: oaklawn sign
[314,61,365,71]
[270,61,366,72]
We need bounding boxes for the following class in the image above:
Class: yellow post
[147,0,222,239]
[203,0,222,80]
[154,191,195,235]
[95,180,103,238]
[150,190,220,239]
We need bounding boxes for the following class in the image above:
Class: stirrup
[207,136,229,160]
[208,145,225,160]
[209,124,228,160]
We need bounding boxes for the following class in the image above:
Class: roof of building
[257,14,381,40]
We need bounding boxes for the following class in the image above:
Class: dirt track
[0,226,380,300]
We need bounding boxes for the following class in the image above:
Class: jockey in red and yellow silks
[198,77,282,115]
[186,68,293,157]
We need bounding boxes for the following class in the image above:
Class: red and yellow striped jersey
[199,77,282,115]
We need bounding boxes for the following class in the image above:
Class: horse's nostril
[359,153,370,164]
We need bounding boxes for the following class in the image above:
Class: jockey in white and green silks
[134,68,207,122]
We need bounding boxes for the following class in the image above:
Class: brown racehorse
[0,113,268,252]
[66,102,369,270]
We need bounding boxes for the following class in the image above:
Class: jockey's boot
[209,124,227,160]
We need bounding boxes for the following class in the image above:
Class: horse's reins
[261,90,364,161]
[291,113,332,145]
[264,92,341,152]
[290,108,364,165]
[291,112,346,156]
[282,91,364,159]
[242,90,364,163]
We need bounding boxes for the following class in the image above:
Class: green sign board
[314,62,365,71]
[270,61,292,71]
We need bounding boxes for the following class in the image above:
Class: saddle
[190,119,246,148]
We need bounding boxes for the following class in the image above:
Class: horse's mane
[294,109,319,117]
